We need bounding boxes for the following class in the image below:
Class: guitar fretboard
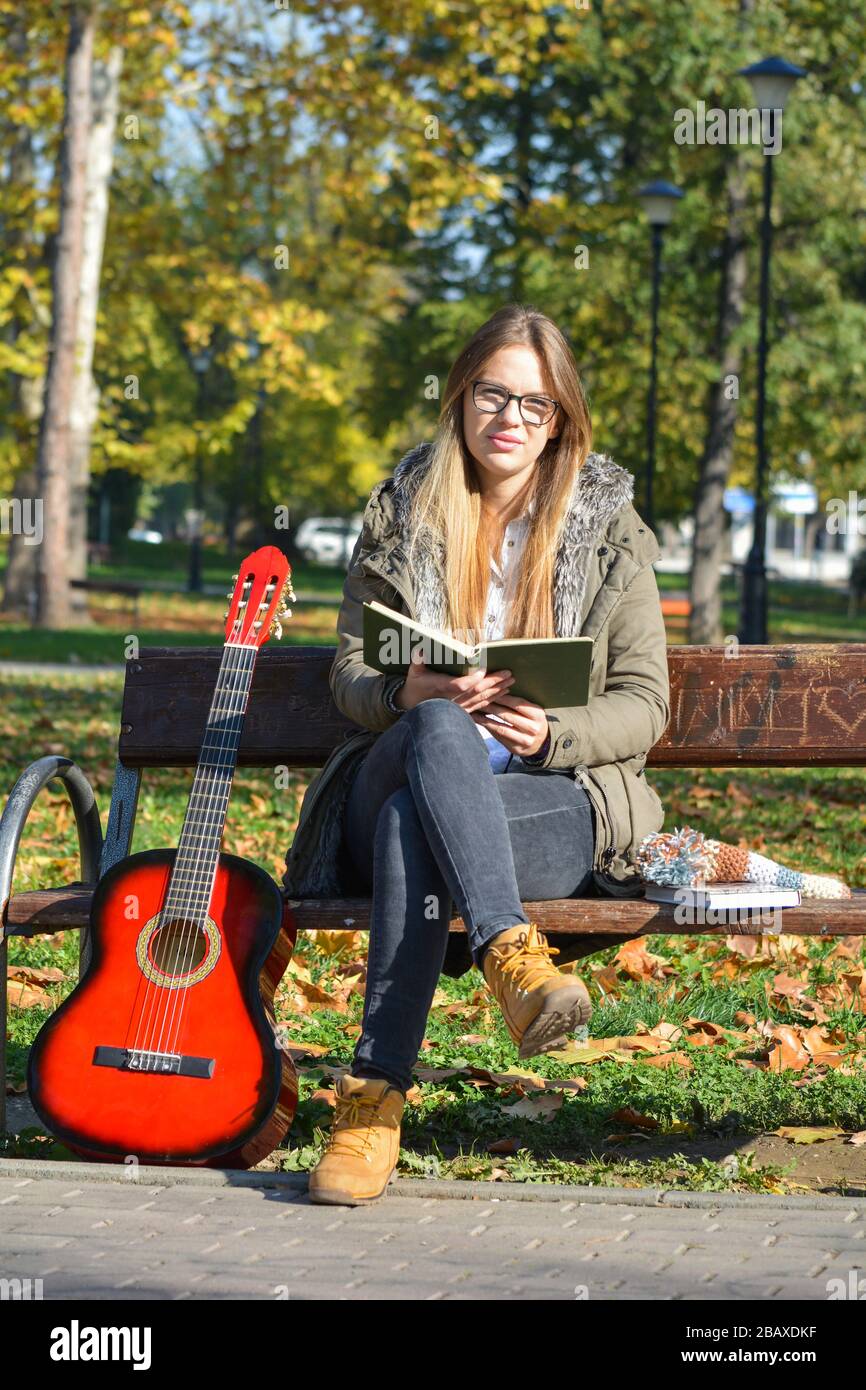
[162,642,257,921]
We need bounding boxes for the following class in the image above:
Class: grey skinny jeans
[342,697,596,1095]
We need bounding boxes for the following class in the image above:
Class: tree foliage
[1,0,863,548]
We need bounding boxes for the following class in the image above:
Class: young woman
[282,303,670,1205]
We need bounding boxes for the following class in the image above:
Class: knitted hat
[635,826,851,900]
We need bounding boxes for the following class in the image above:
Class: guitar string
[156,635,260,1062]
[132,569,287,1068]
[139,634,255,1066]
[145,633,257,1065]
[127,633,246,1064]
[129,631,251,1067]
[158,572,285,1063]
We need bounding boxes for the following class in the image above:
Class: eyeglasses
[471,379,559,427]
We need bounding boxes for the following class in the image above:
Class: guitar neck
[163,641,258,922]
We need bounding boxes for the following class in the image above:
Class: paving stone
[1,1170,864,1300]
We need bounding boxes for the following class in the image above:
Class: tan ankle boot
[308,1073,405,1206]
[482,922,592,1059]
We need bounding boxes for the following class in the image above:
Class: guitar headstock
[223,546,296,648]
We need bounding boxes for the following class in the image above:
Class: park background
[1,0,865,1193]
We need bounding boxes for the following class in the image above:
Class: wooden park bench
[70,576,142,622]
[2,642,865,1134]
[660,593,692,636]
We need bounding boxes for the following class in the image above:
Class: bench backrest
[118,644,866,769]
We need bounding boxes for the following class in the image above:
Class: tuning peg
[271,619,283,641]
[223,609,229,620]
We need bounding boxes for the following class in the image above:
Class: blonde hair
[405,303,593,642]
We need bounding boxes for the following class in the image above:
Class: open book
[362,599,593,709]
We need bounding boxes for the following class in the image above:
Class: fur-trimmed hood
[362,441,653,638]
[282,439,669,921]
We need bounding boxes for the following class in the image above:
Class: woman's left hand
[471,693,549,758]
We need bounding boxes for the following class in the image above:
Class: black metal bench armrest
[0,756,104,1134]
[0,755,103,943]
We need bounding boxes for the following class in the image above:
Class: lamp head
[738,55,806,113]
[636,179,685,228]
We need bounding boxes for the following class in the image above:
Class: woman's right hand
[395,651,515,714]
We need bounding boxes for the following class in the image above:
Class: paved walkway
[0,1158,863,1300]
[0,661,124,677]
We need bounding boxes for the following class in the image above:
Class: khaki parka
[282,443,670,971]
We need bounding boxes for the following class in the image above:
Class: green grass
[0,623,321,664]
[0,583,342,663]
[10,926,866,1187]
[0,538,349,598]
[2,591,864,1189]
[654,571,862,643]
[0,562,859,667]
[272,927,866,1193]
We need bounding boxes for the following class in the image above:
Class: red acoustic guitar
[29,548,299,1168]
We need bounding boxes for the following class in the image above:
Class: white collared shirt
[476,493,537,773]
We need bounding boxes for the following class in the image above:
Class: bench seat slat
[7,887,866,937]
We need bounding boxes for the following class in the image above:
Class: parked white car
[127,527,163,544]
[295,515,362,568]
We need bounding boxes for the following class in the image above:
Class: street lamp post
[246,334,266,551]
[736,56,806,644]
[188,347,212,593]
[636,180,684,535]
[187,444,204,594]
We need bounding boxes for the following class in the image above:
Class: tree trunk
[1,14,44,615]
[688,0,756,646]
[803,510,823,564]
[35,3,97,629]
[688,153,748,645]
[68,42,123,620]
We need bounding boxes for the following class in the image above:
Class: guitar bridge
[93,1045,215,1079]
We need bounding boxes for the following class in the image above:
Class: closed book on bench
[362,599,593,709]
[644,882,801,911]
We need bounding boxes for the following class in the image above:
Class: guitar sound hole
[149,920,208,978]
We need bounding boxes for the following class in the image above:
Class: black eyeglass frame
[471,378,560,427]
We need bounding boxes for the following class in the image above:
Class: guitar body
[28,848,298,1169]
